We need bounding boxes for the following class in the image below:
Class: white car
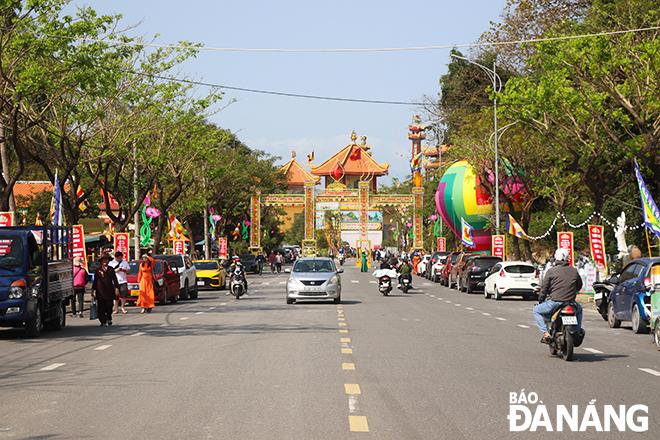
[417,255,431,276]
[429,255,448,283]
[153,254,198,300]
[484,261,540,300]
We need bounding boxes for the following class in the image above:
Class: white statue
[615,211,628,260]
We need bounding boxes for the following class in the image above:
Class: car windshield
[129,262,164,274]
[504,265,535,274]
[194,262,218,270]
[157,256,183,268]
[293,260,335,273]
[0,236,24,268]
[450,254,460,264]
[239,254,256,262]
[474,258,501,269]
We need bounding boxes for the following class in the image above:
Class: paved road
[1,261,659,439]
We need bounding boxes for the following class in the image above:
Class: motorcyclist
[397,257,412,288]
[380,258,391,270]
[229,256,248,293]
[533,248,583,344]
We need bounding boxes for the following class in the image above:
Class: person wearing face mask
[91,253,120,326]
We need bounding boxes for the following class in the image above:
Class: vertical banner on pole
[173,240,185,255]
[218,237,228,260]
[412,187,424,249]
[358,181,370,242]
[492,235,505,260]
[588,225,606,271]
[114,232,130,257]
[72,225,88,267]
[437,237,446,252]
[0,212,13,227]
[250,190,261,249]
[557,231,575,266]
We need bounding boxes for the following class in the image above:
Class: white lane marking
[496,317,507,321]
[349,395,358,413]
[180,317,189,321]
[437,298,443,300]
[351,280,359,283]
[40,363,65,371]
[209,307,216,310]
[445,301,451,303]
[423,283,431,286]
[639,368,660,377]
[132,332,146,335]
[455,304,462,307]
[196,312,204,315]
[369,281,377,284]
[465,307,473,311]
[279,281,286,284]
[482,312,491,316]
[220,303,227,306]
[517,324,530,329]
[94,345,112,351]
[430,295,436,298]
[583,348,604,354]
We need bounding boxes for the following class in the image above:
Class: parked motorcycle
[544,302,585,361]
[593,278,615,321]
[231,271,246,299]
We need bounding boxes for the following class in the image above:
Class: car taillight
[535,268,539,278]
[431,259,436,263]
[499,269,505,277]
[644,277,651,287]
[563,306,574,314]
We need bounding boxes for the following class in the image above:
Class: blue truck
[0,226,74,337]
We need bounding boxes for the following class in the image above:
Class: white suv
[153,254,198,300]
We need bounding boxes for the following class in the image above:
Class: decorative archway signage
[251,181,423,252]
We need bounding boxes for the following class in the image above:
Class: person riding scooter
[397,257,412,288]
[228,256,248,293]
[533,248,583,344]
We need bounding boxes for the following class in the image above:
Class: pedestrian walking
[109,251,130,314]
[361,250,368,272]
[257,251,265,276]
[275,252,284,274]
[72,257,87,317]
[268,251,276,273]
[137,253,155,313]
[90,253,120,326]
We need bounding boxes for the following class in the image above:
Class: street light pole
[450,54,502,233]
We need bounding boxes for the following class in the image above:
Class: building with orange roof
[13,181,71,208]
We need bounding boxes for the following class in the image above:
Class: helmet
[554,248,570,262]
[233,255,240,262]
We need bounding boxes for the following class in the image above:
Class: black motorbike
[593,279,615,321]
[398,274,412,294]
[544,302,585,361]
[379,275,392,296]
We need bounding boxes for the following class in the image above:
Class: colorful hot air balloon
[435,160,492,252]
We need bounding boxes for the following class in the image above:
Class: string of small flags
[526,211,648,241]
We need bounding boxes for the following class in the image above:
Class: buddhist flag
[634,159,660,239]
[410,152,422,173]
[76,185,89,211]
[461,217,475,248]
[35,212,43,226]
[506,213,530,240]
[168,212,185,239]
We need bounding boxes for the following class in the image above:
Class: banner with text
[174,240,185,255]
[557,231,575,266]
[218,237,228,259]
[437,237,446,252]
[72,225,87,267]
[0,212,13,227]
[114,232,130,257]
[588,225,607,270]
[492,235,505,260]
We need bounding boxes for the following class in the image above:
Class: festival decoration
[232,224,240,240]
[140,193,160,247]
[241,220,250,240]
[145,207,161,218]
[435,160,492,252]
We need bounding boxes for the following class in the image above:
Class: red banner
[0,212,13,227]
[218,237,228,259]
[492,235,505,260]
[72,225,87,267]
[588,225,606,270]
[557,231,574,266]
[174,240,185,255]
[114,232,130,257]
[437,237,446,252]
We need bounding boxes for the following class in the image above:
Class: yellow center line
[339,329,348,333]
[345,384,361,394]
[349,416,369,432]
[338,318,345,321]
[342,363,355,370]
[341,338,350,342]
[339,322,347,326]
[342,348,353,354]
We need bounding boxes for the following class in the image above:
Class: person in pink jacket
[72,257,88,317]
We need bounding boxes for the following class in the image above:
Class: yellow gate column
[412,186,424,250]
[249,190,261,252]
[302,181,316,256]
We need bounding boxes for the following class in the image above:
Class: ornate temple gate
[250,181,423,255]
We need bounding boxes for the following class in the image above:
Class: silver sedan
[285,257,343,304]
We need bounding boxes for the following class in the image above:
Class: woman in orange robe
[412,254,420,275]
[137,254,155,313]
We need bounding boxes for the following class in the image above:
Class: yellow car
[193,260,227,290]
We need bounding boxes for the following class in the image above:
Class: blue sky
[68,1,506,184]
